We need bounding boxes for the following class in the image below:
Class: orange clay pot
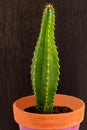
[13,94,85,130]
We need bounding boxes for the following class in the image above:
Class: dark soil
[24,106,73,114]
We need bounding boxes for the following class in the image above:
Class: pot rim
[13,94,85,129]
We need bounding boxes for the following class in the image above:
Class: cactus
[31,4,60,113]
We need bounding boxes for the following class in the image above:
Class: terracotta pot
[13,94,85,130]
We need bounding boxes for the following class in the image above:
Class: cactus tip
[46,3,53,8]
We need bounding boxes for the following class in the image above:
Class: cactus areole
[31,4,60,113]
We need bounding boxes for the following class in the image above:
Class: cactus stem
[31,4,60,113]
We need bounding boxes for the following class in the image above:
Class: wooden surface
[0,0,87,130]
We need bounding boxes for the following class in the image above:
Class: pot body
[13,94,85,130]
[19,124,80,130]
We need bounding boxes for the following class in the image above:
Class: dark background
[0,0,87,130]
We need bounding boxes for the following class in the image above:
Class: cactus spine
[31,4,60,113]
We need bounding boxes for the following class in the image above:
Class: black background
[0,0,87,130]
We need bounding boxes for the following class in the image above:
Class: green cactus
[31,4,60,113]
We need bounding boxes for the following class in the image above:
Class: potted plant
[13,4,85,130]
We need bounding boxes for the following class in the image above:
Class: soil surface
[24,106,73,114]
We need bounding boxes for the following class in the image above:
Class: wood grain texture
[0,0,87,130]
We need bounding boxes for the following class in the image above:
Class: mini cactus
[31,4,60,113]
